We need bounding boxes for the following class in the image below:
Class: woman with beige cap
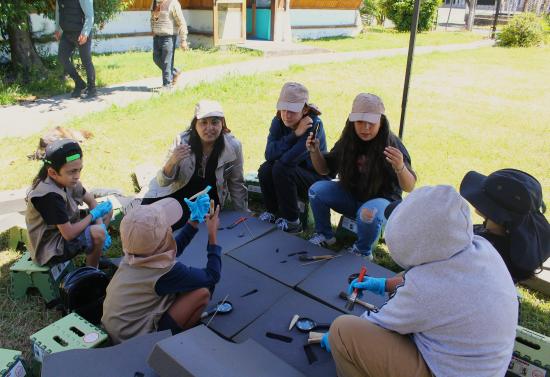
[257,82,328,234]
[143,100,247,229]
[102,198,221,344]
[306,93,416,259]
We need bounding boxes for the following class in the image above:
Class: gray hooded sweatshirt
[364,185,518,377]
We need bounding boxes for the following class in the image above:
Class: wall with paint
[290,9,362,39]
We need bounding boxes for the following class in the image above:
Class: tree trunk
[7,16,46,79]
[466,0,478,30]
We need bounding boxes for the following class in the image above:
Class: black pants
[258,160,326,221]
[58,31,96,89]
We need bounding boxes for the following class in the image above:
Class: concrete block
[0,188,27,216]
[234,291,341,377]
[41,331,170,377]
[297,252,395,316]
[228,229,337,288]
[148,325,305,377]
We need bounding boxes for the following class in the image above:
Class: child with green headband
[25,139,113,268]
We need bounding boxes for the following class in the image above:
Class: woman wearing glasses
[143,100,247,229]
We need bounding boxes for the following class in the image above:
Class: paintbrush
[188,186,210,201]
[345,265,367,311]
[299,254,336,262]
[307,331,325,345]
[338,291,379,312]
[300,255,342,266]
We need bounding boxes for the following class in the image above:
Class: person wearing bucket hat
[306,93,416,259]
[257,82,328,233]
[323,186,518,377]
[460,168,550,282]
[102,198,222,344]
[25,139,113,268]
[143,100,248,229]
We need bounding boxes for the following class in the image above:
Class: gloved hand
[320,332,331,353]
[101,224,111,252]
[90,200,112,222]
[348,276,386,297]
[184,186,212,223]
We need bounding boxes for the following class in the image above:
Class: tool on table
[287,251,307,257]
[299,254,336,262]
[301,255,342,266]
[265,332,293,343]
[303,344,318,365]
[203,295,231,326]
[288,314,300,331]
[295,317,331,333]
[307,331,325,344]
[218,216,248,230]
[345,265,367,311]
[338,291,379,312]
[240,288,258,298]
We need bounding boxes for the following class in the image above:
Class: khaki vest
[101,260,175,344]
[151,0,179,36]
[25,178,84,266]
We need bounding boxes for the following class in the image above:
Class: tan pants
[329,315,433,377]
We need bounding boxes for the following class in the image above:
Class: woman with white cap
[306,93,416,259]
[257,82,328,234]
[143,100,248,229]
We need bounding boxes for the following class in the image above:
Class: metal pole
[398,0,422,140]
[446,0,455,31]
[492,0,501,38]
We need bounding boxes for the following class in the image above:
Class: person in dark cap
[460,168,550,282]
[25,139,113,267]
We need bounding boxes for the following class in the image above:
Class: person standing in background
[151,0,189,90]
[55,0,97,99]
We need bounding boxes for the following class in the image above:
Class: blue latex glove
[90,200,112,222]
[348,277,386,297]
[100,224,111,252]
[184,186,211,223]
[320,332,331,353]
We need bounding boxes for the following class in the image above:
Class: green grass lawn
[0,47,259,106]
[300,26,486,52]
[1,44,549,361]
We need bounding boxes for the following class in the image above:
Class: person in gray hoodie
[323,185,518,377]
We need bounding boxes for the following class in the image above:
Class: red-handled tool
[345,265,367,311]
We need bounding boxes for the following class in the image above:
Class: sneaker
[346,244,374,261]
[275,218,303,234]
[258,211,276,223]
[308,233,336,247]
[171,70,182,86]
[82,87,97,99]
[71,81,86,98]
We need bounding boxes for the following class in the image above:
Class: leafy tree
[361,0,387,26]
[382,0,442,32]
[0,0,132,79]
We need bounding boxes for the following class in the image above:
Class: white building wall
[289,9,362,40]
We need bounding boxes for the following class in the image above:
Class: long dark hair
[187,116,230,172]
[30,163,58,191]
[337,114,397,200]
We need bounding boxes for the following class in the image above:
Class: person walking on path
[151,0,189,90]
[55,0,97,99]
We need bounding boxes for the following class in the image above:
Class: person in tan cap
[306,93,416,259]
[143,99,248,230]
[102,198,222,344]
[257,82,328,234]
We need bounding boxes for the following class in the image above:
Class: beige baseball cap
[120,198,182,256]
[349,93,385,123]
[277,82,309,113]
[195,100,225,120]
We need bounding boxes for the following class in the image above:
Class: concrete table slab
[199,256,290,339]
[297,252,395,316]
[179,211,275,258]
[41,331,170,377]
[228,230,338,287]
[234,291,342,377]
[148,325,305,377]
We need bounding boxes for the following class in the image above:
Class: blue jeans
[153,35,179,86]
[308,180,390,256]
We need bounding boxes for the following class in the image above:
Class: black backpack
[60,267,110,325]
